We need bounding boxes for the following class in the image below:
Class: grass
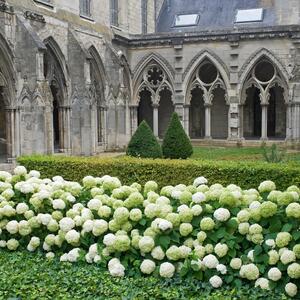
[191,146,300,162]
[0,250,289,300]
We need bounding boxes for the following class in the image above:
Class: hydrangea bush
[0,166,299,297]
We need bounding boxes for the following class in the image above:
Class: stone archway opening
[189,87,205,138]
[242,59,287,140]
[44,44,68,153]
[50,83,60,152]
[268,85,286,139]
[243,87,262,139]
[138,89,153,129]
[0,86,7,162]
[158,88,174,138]
[211,87,228,139]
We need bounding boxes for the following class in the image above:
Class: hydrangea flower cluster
[0,168,299,297]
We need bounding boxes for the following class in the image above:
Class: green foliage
[0,251,288,300]
[18,155,300,191]
[162,113,193,159]
[126,121,162,158]
[262,144,287,163]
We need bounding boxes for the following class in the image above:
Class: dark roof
[156,0,278,33]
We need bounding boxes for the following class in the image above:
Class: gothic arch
[43,36,70,105]
[0,32,16,106]
[88,45,107,105]
[238,48,289,103]
[133,54,175,105]
[183,49,230,102]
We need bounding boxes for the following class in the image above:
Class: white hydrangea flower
[65,230,80,244]
[280,250,296,265]
[159,262,175,278]
[151,246,165,260]
[247,250,254,262]
[255,278,270,290]
[140,259,156,274]
[216,264,227,275]
[59,217,75,232]
[60,253,68,262]
[52,199,66,210]
[16,203,29,214]
[83,220,94,232]
[203,254,219,269]
[108,258,125,277]
[103,233,116,247]
[87,198,102,211]
[249,201,261,210]
[268,267,282,281]
[6,220,19,234]
[230,258,242,270]
[67,248,81,262]
[171,190,182,200]
[28,170,41,178]
[46,252,55,259]
[158,219,173,231]
[192,192,206,204]
[213,208,230,222]
[265,239,275,248]
[209,275,223,288]
[285,283,298,298]
[193,177,208,187]
[14,166,27,176]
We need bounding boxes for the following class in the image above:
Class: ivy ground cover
[0,166,299,298]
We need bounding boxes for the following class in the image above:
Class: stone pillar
[261,104,268,140]
[153,103,159,137]
[293,103,300,141]
[183,104,190,135]
[90,104,97,155]
[286,103,293,141]
[204,103,212,139]
[125,100,131,138]
[45,105,54,154]
[129,105,138,135]
[5,108,14,162]
[15,108,20,157]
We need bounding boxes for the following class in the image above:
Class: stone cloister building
[1,0,300,162]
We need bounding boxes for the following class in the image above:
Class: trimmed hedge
[17,155,300,190]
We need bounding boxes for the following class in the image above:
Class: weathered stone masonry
[0,0,300,163]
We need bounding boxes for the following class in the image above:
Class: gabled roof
[157,0,279,33]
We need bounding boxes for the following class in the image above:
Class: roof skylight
[235,8,264,23]
[174,14,199,27]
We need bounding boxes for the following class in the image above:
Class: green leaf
[282,223,293,232]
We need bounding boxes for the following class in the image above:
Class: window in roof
[174,14,199,27]
[235,8,264,23]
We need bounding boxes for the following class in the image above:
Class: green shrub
[17,155,300,190]
[262,143,286,163]
[126,121,162,158]
[162,113,193,159]
[0,251,286,300]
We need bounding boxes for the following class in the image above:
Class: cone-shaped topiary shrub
[162,112,193,159]
[126,120,163,158]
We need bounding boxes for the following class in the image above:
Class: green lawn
[192,146,300,162]
[0,251,288,300]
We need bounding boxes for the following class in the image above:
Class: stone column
[286,103,293,141]
[293,103,300,141]
[45,105,54,154]
[183,104,190,135]
[261,104,268,140]
[129,105,138,136]
[125,100,131,139]
[90,104,97,155]
[153,103,159,137]
[5,108,14,162]
[204,103,212,139]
